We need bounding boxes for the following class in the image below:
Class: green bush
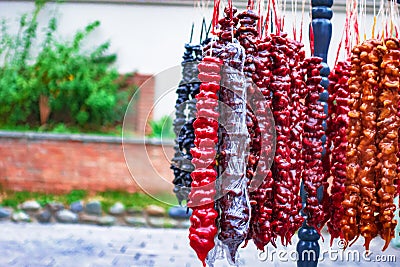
[0,0,131,130]
[148,115,174,139]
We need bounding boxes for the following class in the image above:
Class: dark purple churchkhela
[171,43,203,204]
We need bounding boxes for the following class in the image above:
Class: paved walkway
[0,222,399,267]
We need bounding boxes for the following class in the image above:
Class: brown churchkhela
[340,38,400,251]
[342,42,363,245]
[358,40,380,250]
[376,38,399,251]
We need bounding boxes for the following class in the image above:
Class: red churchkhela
[188,56,222,267]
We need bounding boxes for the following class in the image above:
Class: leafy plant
[0,0,130,131]
[65,190,88,204]
[148,115,174,139]
[51,123,71,133]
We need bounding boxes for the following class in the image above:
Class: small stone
[168,206,192,220]
[180,220,191,229]
[126,207,143,215]
[125,216,147,227]
[21,200,41,211]
[144,205,166,217]
[36,210,52,223]
[109,202,125,216]
[0,207,12,219]
[70,201,84,213]
[99,215,116,226]
[79,214,100,224]
[11,211,30,222]
[85,201,102,216]
[148,217,173,228]
[55,210,78,223]
[46,202,64,213]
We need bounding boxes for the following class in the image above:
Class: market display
[169,0,400,266]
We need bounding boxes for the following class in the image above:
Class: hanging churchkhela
[323,0,400,251]
[169,0,400,266]
[211,6,251,265]
[186,0,326,264]
[325,60,350,244]
[171,43,203,205]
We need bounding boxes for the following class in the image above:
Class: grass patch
[0,123,125,137]
[97,191,178,212]
[0,190,177,211]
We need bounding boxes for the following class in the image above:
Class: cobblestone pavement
[0,222,399,267]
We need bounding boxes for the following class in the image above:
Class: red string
[354,15,359,44]
[249,0,255,9]
[310,23,315,55]
[339,3,351,62]
[271,0,281,35]
[228,0,233,22]
[299,1,303,43]
[211,0,221,35]
[257,0,262,38]
[264,0,271,38]
[385,22,389,38]
[293,23,296,41]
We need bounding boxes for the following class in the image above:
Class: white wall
[0,1,375,119]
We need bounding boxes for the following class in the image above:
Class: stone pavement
[0,222,399,267]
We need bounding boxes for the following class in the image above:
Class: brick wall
[130,74,155,135]
[0,132,174,194]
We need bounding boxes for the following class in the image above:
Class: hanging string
[299,0,306,43]
[228,0,233,43]
[359,0,365,40]
[375,0,384,39]
[392,0,399,38]
[309,0,315,55]
[257,0,265,39]
[282,0,287,32]
[345,1,351,58]
[209,0,222,57]
[271,0,281,35]
[190,22,195,43]
[264,0,272,38]
[271,5,274,34]
[248,0,254,10]
[211,0,221,35]
[334,0,349,65]
[385,1,389,38]
[372,0,377,38]
[200,18,205,43]
[352,0,360,46]
[291,0,296,40]
[389,0,398,37]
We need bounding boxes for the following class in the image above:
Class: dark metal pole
[297,1,333,267]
